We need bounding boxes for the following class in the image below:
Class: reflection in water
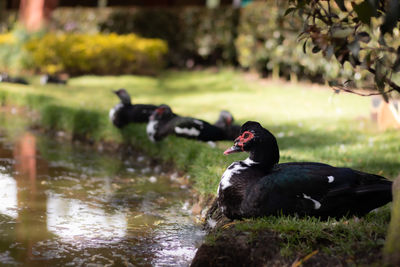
[47,193,127,243]
[0,124,204,266]
[0,173,17,219]
[14,132,37,183]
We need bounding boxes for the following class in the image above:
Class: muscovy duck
[0,73,29,85]
[214,110,241,141]
[40,74,67,85]
[109,88,158,128]
[218,121,393,220]
[146,104,228,142]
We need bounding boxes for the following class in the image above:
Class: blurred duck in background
[0,73,29,85]
[146,104,229,142]
[109,88,158,128]
[214,110,241,141]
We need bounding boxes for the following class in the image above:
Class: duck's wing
[173,117,206,139]
[245,163,392,218]
[175,117,228,141]
[130,104,158,122]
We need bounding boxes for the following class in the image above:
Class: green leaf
[312,46,321,53]
[393,47,400,72]
[356,32,371,43]
[303,40,307,54]
[347,40,360,58]
[334,0,347,12]
[349,55,361,67]
[352,1,377,24]
[325,45,334,60]
[284,7,297,16]
[331,27,353,38]
[381,0,400,35]
[375,58,387,101]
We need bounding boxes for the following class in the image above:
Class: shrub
[0,33,15,45]
[99,8,235,67]
[237,1,356,83]
[24,33,168,75]
[0,28,33,73]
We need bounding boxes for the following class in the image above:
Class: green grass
[234,205,390,262]
[1,69,399,263]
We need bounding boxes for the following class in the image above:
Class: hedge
[24,33,168,75]
[0,32,168,75]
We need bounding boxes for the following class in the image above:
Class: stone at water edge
[384,174,400,266]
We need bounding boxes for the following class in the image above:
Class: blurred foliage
[99,8,235,67]
[3,3,399,85]
[0,10,17,33]
[288,0,400,98]
[23,33,167,75]
[237,1,356,82]
[0,27,37,73]
[0,33,15,45]
[96,4,359,82]
[50,8,112,34]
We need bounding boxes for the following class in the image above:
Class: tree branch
[368,67,400,94]
[331,86,396,96]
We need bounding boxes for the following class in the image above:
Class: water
[0,113,204,266]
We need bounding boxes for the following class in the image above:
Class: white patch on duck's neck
[109,103,123,121]
[146,120,158,142]
[219,160,248,191]
[174,127,200,136]
[217,157,257,196]
[242,157,258,166]
[327,175,334,183]
[303,193,321,209]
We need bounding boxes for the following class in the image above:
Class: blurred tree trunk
[384,175,400,266]
[19,0,58,32]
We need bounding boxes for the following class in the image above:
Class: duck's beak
[223,145,242,155]
[224,138,243,155]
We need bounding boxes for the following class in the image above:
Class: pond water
[0,113,204,266]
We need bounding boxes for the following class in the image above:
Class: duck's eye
[241,131,254,142]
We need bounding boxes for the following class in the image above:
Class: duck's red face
[224,116,232,126]
[156,107,166,115]
[150,105,173,121]
[224,131,255,155]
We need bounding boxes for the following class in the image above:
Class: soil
[190,226,345,267]
[191,199,384,267]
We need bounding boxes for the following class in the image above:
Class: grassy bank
[1,69,399,263]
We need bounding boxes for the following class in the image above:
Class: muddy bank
[190,223,386,267]
[191,227,343,267]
